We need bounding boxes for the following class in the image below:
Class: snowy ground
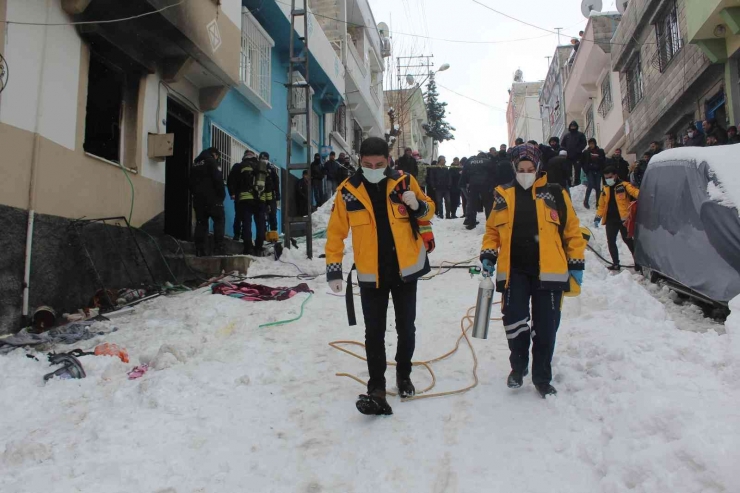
[2,188,740,493]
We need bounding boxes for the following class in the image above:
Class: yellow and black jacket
[326,169,436,288]
[596,180,639,225]
[480,175,587,292]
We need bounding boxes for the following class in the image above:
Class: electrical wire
[4,0,188,26]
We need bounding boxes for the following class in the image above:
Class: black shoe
[233,235,241,242]
[607,264,621,271]
[356,390,393,416]
[535,383,557,398]
[507,368,529,389]
[583,200,590,210]
[397,376,416,398]
[451,215,458,219]
[465,224,476,230]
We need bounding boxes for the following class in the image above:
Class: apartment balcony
[687,0,740,63]
[563,14,621,115]
[243,0,344,112]
[344,33,384,136]
[63,0,242,110]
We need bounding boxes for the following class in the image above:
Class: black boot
[356,389,393,416]
[535,383,557,398]
[507,368,529,389]
[397,375,416,398]
[243,242,254,256]
[607,264,621,271]
[583,199,590,210]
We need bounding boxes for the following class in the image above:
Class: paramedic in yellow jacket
[594,165,640,271]
[325,137,435,416]
[480,144,587,398]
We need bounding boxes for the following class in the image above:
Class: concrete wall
[612,0,719,154]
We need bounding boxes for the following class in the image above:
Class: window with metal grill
[333,104,347,141]
[623,55,644,112]
[210,124,254,182]
[598,75,613,118]
[653,1,682,73]
[240,8,274,109]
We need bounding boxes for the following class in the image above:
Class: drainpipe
[22,0,51,326]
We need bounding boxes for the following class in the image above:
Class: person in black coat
[449,158,462,219]
[433,156,452,219]
[581,138,606,209]
[685,123,706,147]
[542,150,571,189]
[296,171,310,216]
[191,147,226,256]
[703,118,729,145]
[560,121,587,185]
[607,148,630,182]
[539,137,561,166]
[396,147,419,177]
[310,153,325,208]
[462,152,497,228]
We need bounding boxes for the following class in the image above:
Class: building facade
[308,0,388,163]
[540,46,573,142]
[563,13,631,158]
[506,73,544,146]
[611,0,724,154]
[686,0,740,125]
[383,87,433,162]
[0,0,346,331]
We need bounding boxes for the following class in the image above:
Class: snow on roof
[589,10,620,17]
[651,144,740,213]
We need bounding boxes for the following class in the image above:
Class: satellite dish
[581,0,602,17]
[377,22,389,36]
[616,0,629,14]
[406,74,415,86]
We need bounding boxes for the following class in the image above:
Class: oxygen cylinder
[472,272,495,339]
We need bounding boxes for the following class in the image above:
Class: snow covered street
[2,191,740,493]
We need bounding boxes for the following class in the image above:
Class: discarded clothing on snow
[0,320,117,355]
[212,281,313,301]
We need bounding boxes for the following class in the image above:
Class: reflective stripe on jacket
[596,181,639,224]
[325,169,436,288]
[480,175,587,292]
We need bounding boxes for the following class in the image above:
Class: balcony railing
[240,9,274,110]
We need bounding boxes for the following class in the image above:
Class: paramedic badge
[550,209,558,221]
[398,205,408,216]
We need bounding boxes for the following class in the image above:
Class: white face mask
[688,131,695,138]
[516,172,536,190]
[605,178,616,186]
[362,166,387,184]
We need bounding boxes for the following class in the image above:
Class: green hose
[259,293,312,328]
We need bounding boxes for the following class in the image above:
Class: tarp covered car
[636,145,740,305]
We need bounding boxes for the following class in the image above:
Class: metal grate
[623,55,644,113]
[598,76,613,118]
[211,124,253,182]
[584,105,595,140]
[333,104,346,140]
[241,9,273,105]
[352,120,362,155]
[653,1,682,73]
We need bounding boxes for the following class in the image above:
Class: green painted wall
[687,0,723,41]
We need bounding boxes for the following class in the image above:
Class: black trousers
[573,162,582,186]
[233,201,243,239]
[501,269,563,385]
[466,189,494,224]
[360,281,418,393]
[436,189,451,217]
[606,219,634,266]
[239,200,266,249]
[450,190,461,217]
[268,199,278,231]
[194,201,225,253]
[461,189,468,217]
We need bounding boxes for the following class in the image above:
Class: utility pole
[554,28,563,45]
[545,56,552,71]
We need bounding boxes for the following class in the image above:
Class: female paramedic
[479,144,587,398]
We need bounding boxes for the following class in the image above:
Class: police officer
[325,137,435,416]
[480,144,587,398]
[190,147,226,256]
[462,151,497,229]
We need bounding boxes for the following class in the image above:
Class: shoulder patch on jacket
[614,184,626,194]
[535,186,558,211]
[341,188,365,212]
[493,191,508,211]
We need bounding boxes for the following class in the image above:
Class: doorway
[164,98,195,240]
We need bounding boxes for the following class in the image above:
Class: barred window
[333,104,347,141]
[598,75,613,118]
[623,55,644,112]
[654,1,682,72]
[240,8,274,108]
[211,124,254,182]
[584,105,595,140]
[352,120,363,155]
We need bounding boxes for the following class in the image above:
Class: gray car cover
[635,158,740,304]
